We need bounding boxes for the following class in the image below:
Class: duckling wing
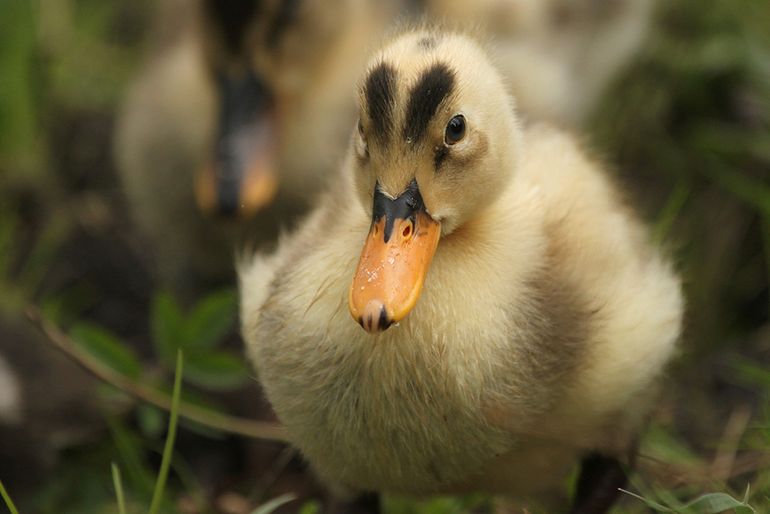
[516,124,683,449]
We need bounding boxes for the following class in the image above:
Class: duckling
[423,0,655,126]
[240,28,682,513]
[116,0,397,291]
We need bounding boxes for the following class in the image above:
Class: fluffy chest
[257,308,515,493]
[253,228,549,492]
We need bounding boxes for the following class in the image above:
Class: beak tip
[355,300,393,334]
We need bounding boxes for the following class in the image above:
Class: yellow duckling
[116,0,396,290]
[240,28,682,513]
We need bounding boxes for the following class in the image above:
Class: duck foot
[568,453,628,514]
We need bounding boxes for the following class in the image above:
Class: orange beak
[194,69,278,218]
[349,180,441,333]
[194,128,278,219]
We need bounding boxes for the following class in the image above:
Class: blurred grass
[0,480,20,514]
[0,0,768,512]
[0,0,42,178]
[592,0,770,361]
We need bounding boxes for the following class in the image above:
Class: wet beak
[195,70,278,218]
[349,180,441,333]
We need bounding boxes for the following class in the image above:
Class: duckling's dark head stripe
[266,0,302,49]
[417,35,438,51]
[363,62,397,142]
[205,0,260,54]
[403,63,455,144]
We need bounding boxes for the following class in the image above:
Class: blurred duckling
[240,28,682,513]
[116,0,396,292]
[424,0,655,125]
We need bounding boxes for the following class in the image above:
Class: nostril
[402,223,412,239]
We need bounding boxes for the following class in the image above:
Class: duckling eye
[444,115,466,145]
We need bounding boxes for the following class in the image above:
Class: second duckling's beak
[349,180,441,334]
[195,70,278,219]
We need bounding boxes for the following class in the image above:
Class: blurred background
[0,0,769,512]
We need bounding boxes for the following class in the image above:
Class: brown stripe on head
[362,61,398,144]
[204,0,260,55]
[417,35,438,51]
[403,63,455,144]
[266,0,302,49]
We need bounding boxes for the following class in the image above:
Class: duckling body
[241,29,681,508]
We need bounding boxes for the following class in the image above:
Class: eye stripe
[433,145,448,170]
[363,62,397,143]
[403,63,455,144]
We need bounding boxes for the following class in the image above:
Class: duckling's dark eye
[444,115,466,145]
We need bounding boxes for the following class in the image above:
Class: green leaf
[298,500,321,514]
[107,417,155,495]
[621,488,756,513]
[137,405,166,439]
[70,323,141,378]
[643,424,703,466]
[184,289,237,350]
[251,494,296,514]
[151,291,184,366]
[732,356,770,388]
[183,350,251,391]
[679,493,756,514]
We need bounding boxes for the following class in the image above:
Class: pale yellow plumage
[240,28,681,509]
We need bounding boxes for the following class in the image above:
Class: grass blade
[654,178,691,243]
[111,463,127,514]
[620,488,673,511]
[148,350,184,514]
[250,494,296,514]
[0,480,20,514]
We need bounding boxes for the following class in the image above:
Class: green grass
[148,350,183,514]
[111,463,127,514]
[0,480,20,514]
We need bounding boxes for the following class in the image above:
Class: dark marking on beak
[378,306,392,331]
[371,179,426,243]
[213,69,273,217]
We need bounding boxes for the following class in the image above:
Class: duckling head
[348,29,521,333]
[194,0,363,218]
